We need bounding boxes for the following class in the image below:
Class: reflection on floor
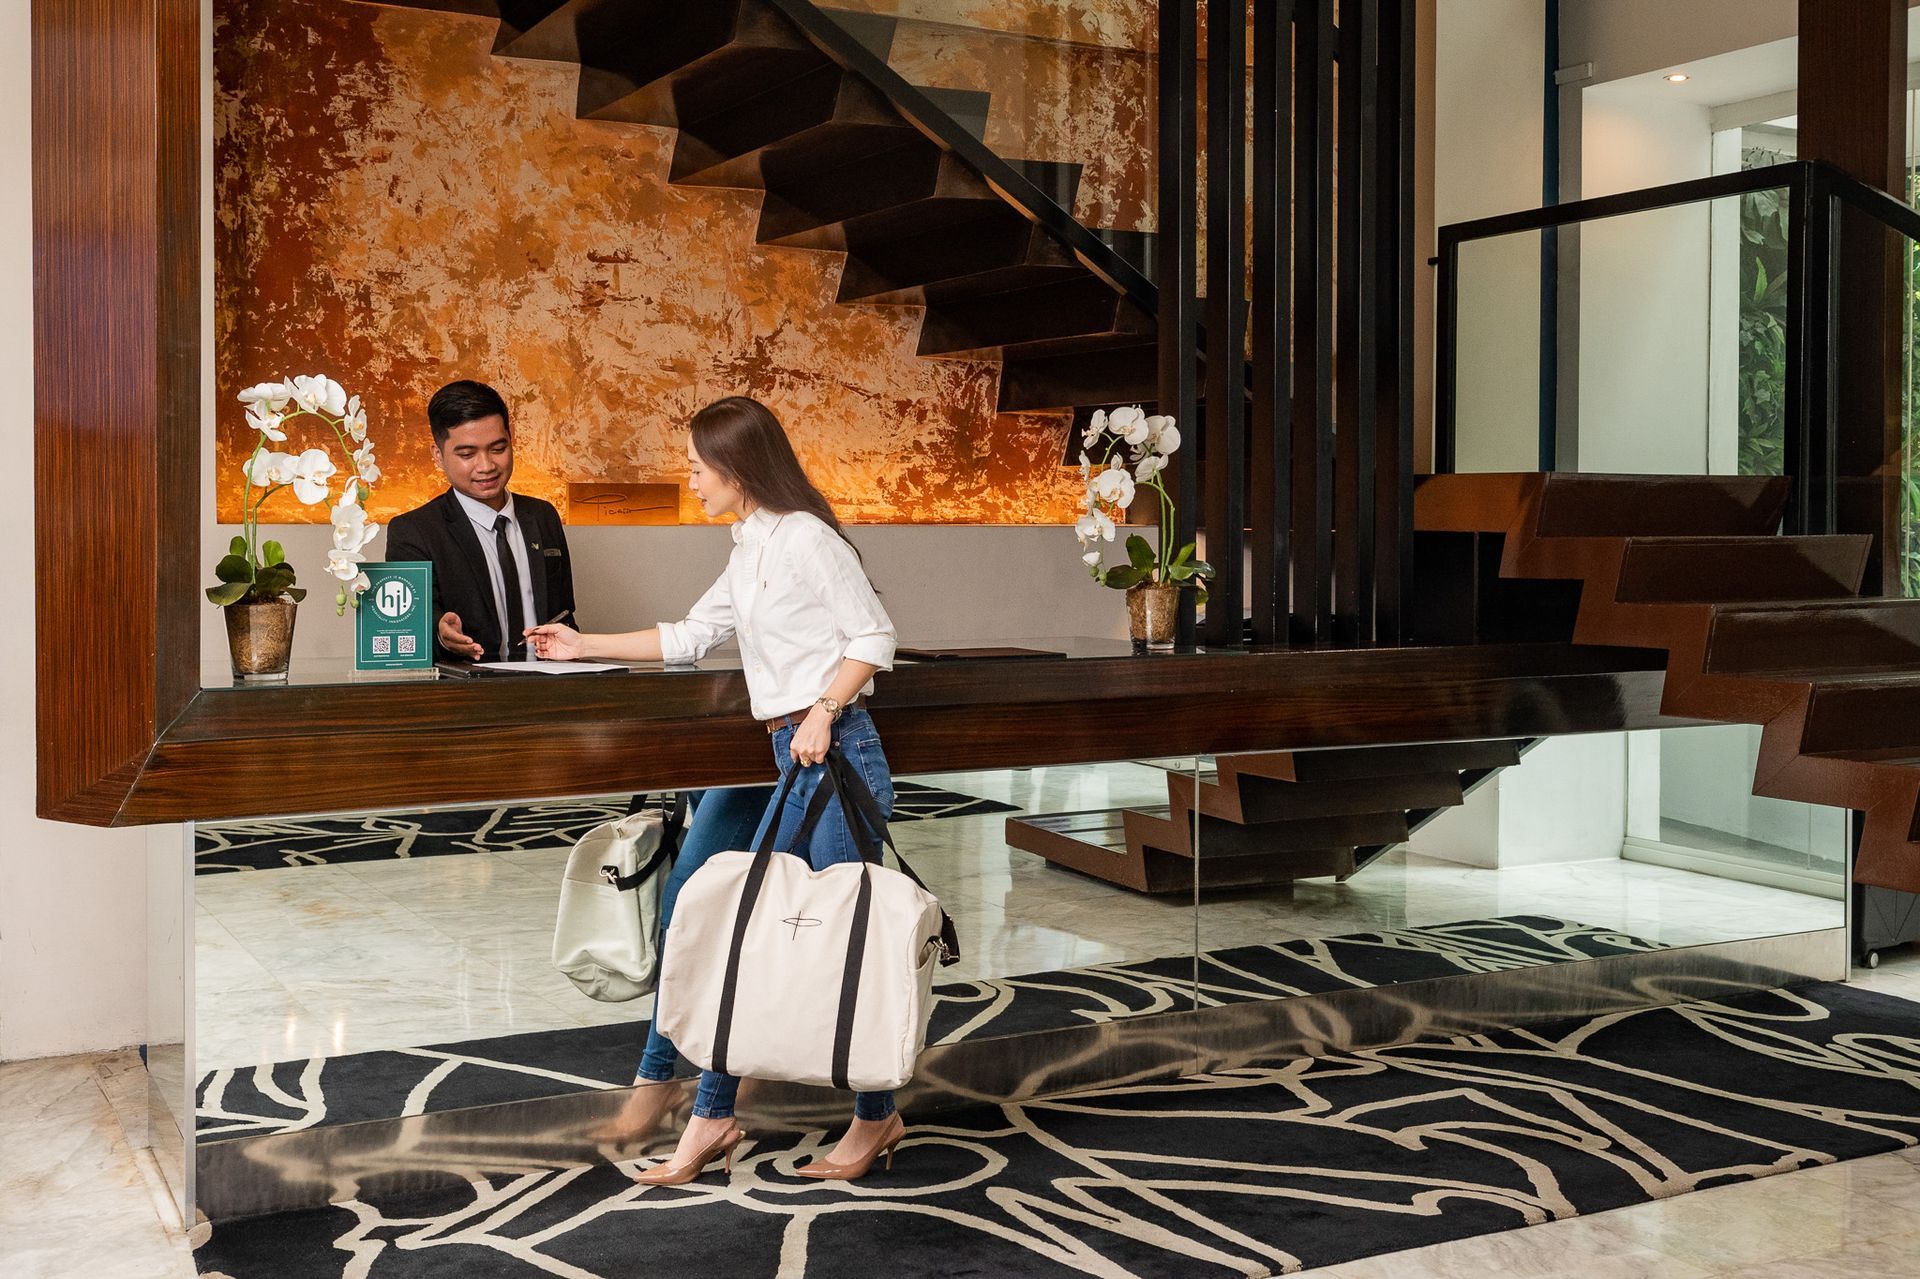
[199,917,1664,1138]
[189,981,1920,1279]
[17,947,1920,1279]
[196,761,1841,1071]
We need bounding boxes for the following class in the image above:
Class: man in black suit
[385,380,576,663]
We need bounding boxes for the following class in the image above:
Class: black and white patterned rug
[194,782,1018,874]
[192,981,1920,1278]
[198,916,1662,1138]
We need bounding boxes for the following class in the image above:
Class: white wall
[1435,0,1545,472]
[1,10,165,1062]
[1413,733,1629,867]
[199,519,1135,667]
[1561,0,1800,85]
[1575,84,1715,473]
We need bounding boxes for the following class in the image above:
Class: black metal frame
[1433,159,1920,542]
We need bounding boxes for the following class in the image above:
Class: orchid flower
[238,381,291,412]
[289,448,336,505]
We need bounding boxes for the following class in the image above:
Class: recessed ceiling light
[1665,72,1691,83]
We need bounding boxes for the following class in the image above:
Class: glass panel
[193,751,1203,1140]
[1190,732,1843,1025]
[1623,725,1848,926]
[1449,189,1791,476]
[813,1,1160,254]
[1452,228,1545,472]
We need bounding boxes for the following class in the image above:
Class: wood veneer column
[32,0,201,821]
[1797,0,1904,585]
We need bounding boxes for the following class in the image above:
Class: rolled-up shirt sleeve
[811,527,896,671]
[658,569,735,664]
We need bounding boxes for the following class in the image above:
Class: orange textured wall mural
[213,0,1152,526]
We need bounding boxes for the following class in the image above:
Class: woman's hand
[790,705,833,767]
[527,623,585,661]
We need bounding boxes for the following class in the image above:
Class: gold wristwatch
[814,696,844,721]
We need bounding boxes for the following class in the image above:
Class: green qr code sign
[357,562,433,671]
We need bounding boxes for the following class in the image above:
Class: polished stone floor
[8,945,1919,1278]
[194,761,1842,1070]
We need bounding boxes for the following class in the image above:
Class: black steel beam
[1247,0,1291,646]
[1158,1,1201,649]
[1202,0,1247,647]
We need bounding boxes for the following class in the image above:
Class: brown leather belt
[762,700,861,734]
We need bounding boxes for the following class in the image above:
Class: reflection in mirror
[1191,728,1843,1013]
[192,757,1208,1146]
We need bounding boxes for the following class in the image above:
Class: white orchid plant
[1075,406,1213,601]
[207,374,383,616]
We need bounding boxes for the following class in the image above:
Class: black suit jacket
[385,489,577,663]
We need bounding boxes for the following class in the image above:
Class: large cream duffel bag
[551,797,682,1002]
[655,751,960,1092]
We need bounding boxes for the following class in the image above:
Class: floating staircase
[1417,471,1920,897]
[389,0,1160,412]
[1006,741,1526,894]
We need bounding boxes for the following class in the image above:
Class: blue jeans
[634,785,777,1083]
[691,709,897,1123]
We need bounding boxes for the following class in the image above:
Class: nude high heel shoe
[630,1122,745,1186]
[795,1113,906,1181]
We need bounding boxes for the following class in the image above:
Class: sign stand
[355,562,437,679]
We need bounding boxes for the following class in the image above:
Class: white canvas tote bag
[551,797,681,1002]
[656,751,961,1092]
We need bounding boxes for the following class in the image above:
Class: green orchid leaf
[262,540,286,566]
[215,553,254,584]
[1192,560,1217,580]
[205,582,249,607]
[229,535,248,557]
[1104,565,1149,589]
[1125,534,1155,571]
[1193,588,1209,607]
[284,586,308,603]
[253,563,297,597]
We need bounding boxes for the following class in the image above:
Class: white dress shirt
[453,488,537,660]
[658,508,896,720]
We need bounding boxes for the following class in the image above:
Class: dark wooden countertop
[108,638,1685,824]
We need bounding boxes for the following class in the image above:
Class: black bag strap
[599,794,685,891]
[711,765,835,1076]
[821,749,962,966]
[830,864,873,1091]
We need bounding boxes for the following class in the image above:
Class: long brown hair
[689,396,859,553]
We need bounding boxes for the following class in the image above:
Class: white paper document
[476,660,627,675]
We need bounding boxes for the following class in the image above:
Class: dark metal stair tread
[1727,661,1920,682]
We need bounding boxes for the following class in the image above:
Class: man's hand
[437,611,485,661]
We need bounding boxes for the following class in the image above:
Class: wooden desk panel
[106,643,1682,823]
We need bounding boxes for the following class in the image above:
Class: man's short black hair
[428,380,510,447]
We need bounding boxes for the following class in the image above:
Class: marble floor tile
[0,1053,195,1279]
[1581,1160,1920,1272]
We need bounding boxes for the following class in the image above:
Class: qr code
[371,635,391,655]
[398,635,416,655]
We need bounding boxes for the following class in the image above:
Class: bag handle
[599,792,688,891]
[820,749,961,966]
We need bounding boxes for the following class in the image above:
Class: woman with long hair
[529,395,904,1184]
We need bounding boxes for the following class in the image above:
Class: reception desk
[117,637,1685,823]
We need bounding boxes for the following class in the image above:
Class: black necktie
[493,514,526,660]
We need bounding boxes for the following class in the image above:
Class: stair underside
[1416,471,1920,895]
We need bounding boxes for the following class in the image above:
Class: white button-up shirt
[658,508,895,720]
[453,489,537,660]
